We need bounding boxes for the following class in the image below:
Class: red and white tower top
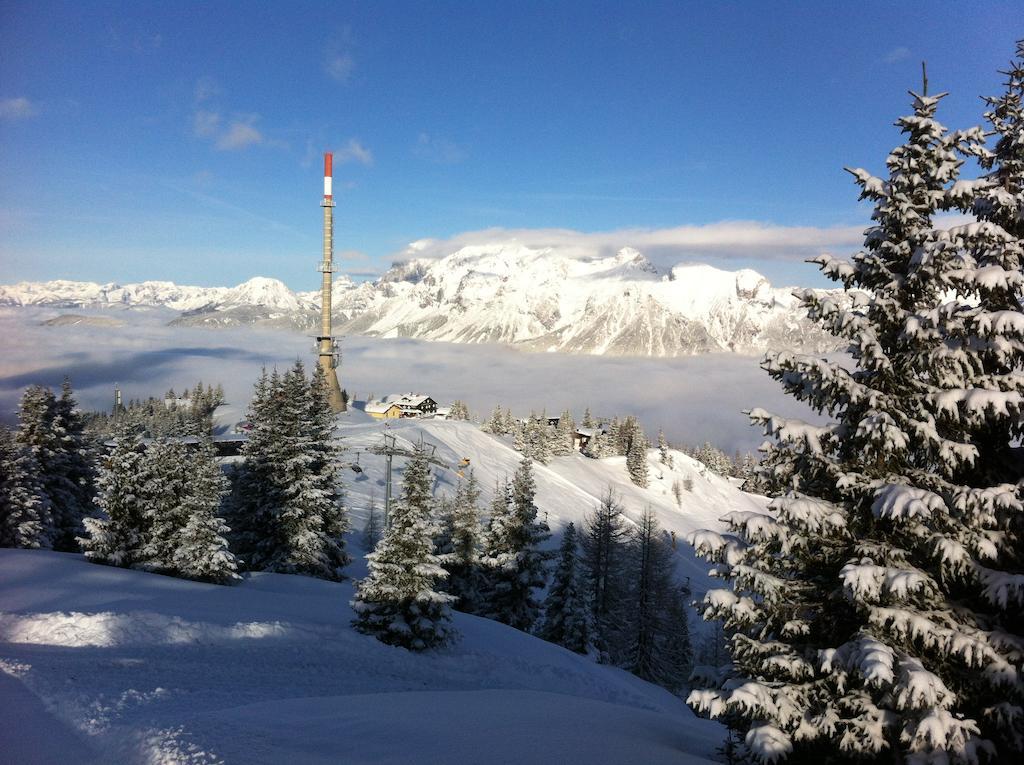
[323,152,333,200]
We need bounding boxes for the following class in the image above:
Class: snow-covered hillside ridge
[0,417,756,764]
[330,417,766,592]
[0,244,844,355]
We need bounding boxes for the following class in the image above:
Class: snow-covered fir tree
[81,430,237,583]
[582,407,595,428]
[552,410,576,456]
[606,417,622,453]
[482,404,507,434]
[955,40,1024,241]
[229,363,349,580]
[523,412,553,464]
[687,80,1024,763]
[626,437,650,488]
[438,470,484,614]
[16,381,94,551]
[448,399,470,421]
[80,429,153,567]
[351,441,455,650]
[511,418,527,452]
[137,438,192,571]
[621,417,650,487]
[432,495,455,557]
[622,508,692,692]
[226,368,279,562]
[167,435,238,584]
[592,430,617,459]
[51,380,96,549]
[658,429,674,467]
[693,442,733,477]
[538,522,595,655]
[479,458,551,631]
[0,426,52,548]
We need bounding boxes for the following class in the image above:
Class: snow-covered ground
[0,549,725,764]
[335,417,764,590]
[0,418,758,764]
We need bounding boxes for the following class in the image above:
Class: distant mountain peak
[0,243,845,356]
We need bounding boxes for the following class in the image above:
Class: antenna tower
[318,152,346,412]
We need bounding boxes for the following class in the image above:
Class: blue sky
[0,1,1019,290]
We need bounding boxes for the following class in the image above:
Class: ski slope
[336,417,764,589]
[0,550,724,764]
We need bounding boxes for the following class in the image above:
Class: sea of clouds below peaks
[0,306,821,454]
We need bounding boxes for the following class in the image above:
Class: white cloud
[415,133,466,164]
[335,138,373,166]
[882,46,911,64]
[193,109,268,152]
[216,119,264,151]
[325,52,355,83]
[392,221,866,268]
[0,309,816,454]
[0,97,38,120]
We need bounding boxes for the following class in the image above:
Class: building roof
[384,393,435,408]
[365,400,402,414]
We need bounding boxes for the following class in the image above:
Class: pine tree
[582,429,613,459]
[482,404,506,434]
[622,508,692,692]
[538,522,595,655]
[448,400,470,420]
[623,418,650,487]
[658,429,674,467]
[479,458,551,631]
[582,407,595,428]
[351,442,455,650]
[169,437,238,584]
[581,488,633,661]
[552,409,576,456]
[137,438,192,571]
[51,379,96,549]
[512,418,527,454]
[695,442,732,477]
[954,41,1024,240]
[607,417,623,455]
[229,363,349,580]
[0,427,53,548]
[15,382,94,551]
[227,368,279,563]
[437,471,484,613]
[80,430,153,567]
[521,411,552,464]
[688,82,1024,763]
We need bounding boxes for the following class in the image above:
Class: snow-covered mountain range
[0,245,843,356]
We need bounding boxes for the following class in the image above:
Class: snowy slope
[335,417,762,591]
[0,417,756,763]
[0,244,844,356]
[0,549,724,765]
